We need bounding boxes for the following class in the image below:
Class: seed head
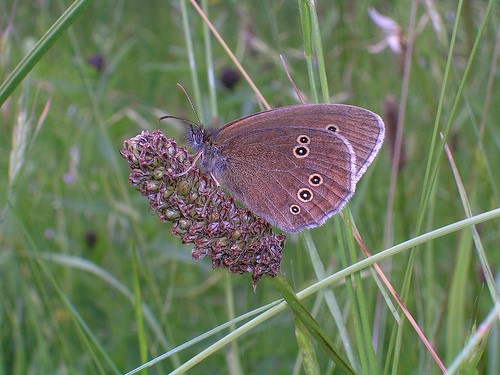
[120,130,286,288]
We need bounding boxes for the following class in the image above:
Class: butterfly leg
[199,185,222,218]
[210,172,221,186]
[173,151,203,178]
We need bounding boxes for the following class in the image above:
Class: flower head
[120,130,286,288]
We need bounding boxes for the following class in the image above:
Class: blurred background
[1,1,499,374]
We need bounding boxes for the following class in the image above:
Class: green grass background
[1,0,499,374]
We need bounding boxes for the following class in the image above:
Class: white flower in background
[368,3,445,56]
[368,7,404,55]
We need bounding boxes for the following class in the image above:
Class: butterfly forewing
[220,104,384,183]
[302,105,385,182]
[191,103,385,233]
[214,126,356,232]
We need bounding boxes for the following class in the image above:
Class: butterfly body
[188,104,384,233]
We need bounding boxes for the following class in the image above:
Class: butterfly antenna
[158,114,198,128]
[176,83,202,127]
[159,83,203,129]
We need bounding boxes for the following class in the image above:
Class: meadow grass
[1,0,499,374]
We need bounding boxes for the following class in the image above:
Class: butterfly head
[187,125,218,152]
[185,124,226,176]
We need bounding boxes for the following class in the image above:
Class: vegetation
[1,1,499,374]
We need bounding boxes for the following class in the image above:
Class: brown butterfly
[183,104,384,233]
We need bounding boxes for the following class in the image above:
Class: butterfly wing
[221,104,385,183]
[213,125,356,233]
[299,104,385,182]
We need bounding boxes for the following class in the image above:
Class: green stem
[0,0,92,106]
[270,275,357,375]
